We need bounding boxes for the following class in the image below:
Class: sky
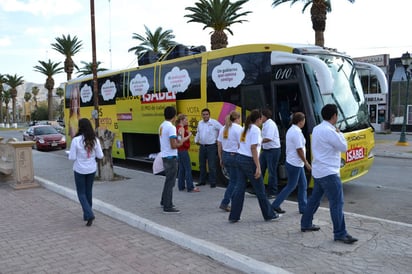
[0,0,411,87]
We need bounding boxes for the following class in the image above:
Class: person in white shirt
[194,108,222,188]
[68,118,104,226]
[272,112,311,214]
[301,104,358,244]
[159,106,191,213]
[229,110,280,223]
[259,109,281,198]
[217,111,242,212]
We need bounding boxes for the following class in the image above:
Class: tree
[51,34,83,81]
[76,61,108,77]
[2,90,11,125]
[33,59,64,120]
[0,74,5,124]
[271,0,355,47]
[5,74,24,125]
[128,25,177,61]
[24,92,32,102]
[31,86,40,110]
[185,0,252,50]
[55,87,64,119]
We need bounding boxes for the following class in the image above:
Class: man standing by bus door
[195,108,222,188]
[260,109,281,199]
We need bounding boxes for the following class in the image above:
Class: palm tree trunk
[310,0,327,47]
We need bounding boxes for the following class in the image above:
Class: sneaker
[334,234,358,244]
[160,203,176,208]
[163,207,180,214]
[219,204,231,212]
[188,187,200,192]
[265,214,281,222]
[229,219,239,223]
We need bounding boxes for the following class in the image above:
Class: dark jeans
[74,171,96,221]
[177,150,195,191]
[229,154,276,221]
[301,174,347,239]
[199,144,217,185]
[161,157,178,210]
[259,147,281,195]
[272,162,307,213]
[220,151,238,207]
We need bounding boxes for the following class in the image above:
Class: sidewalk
[2,132,412,273]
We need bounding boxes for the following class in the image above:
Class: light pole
[397,52,412,146]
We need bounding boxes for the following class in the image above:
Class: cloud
[0,0,83,16]
[0,36,12,47]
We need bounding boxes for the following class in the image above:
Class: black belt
[201,144,216,147]
[262,148,279,151]
[162,156,177,159]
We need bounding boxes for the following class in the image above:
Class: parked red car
[23,125,66,151]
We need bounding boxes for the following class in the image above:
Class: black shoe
[273,207,286,214]
[301,225,320,232]
[163,207,180,214]
[210,184,216,188]
[196,182,206,186]
[265,214,281,222]
[86,217,95,227]
[219,205,231,212]
[334,234,358,244]
[229,219,239,223]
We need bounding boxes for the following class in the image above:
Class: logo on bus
[141,91,176,104]
[346,147,365,163]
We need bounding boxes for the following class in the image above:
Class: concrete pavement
[1,132,412,273]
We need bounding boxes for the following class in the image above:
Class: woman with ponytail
[229,110,280,223]
[217,111,242,212]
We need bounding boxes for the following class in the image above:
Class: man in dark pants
[194,108,222,188]
[301,104,358,244]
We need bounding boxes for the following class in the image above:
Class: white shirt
[194,118,222,145]
[238,124,262,157]
[159,120,177,157]
[261,118,280,149]
[217,123,242,153]
[311,120,347,178]
[286,124,306,167]
[69,136,104,174]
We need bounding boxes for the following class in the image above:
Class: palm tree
[5,74,24,126]
[23,92,32,123]
[0,73,5,124]
[33,59,64,120]
[55,87,65,119]
[128,25,177,62]
[2,90,11,126]
[51,34,83,81]
[31,86,40,110]
[271,0,355,47]
[76,61,108,77]
[185,0,252,50]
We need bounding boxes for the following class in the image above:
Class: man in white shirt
[301,104,358,244]
[259,109,281,198]
[194,108,222,188]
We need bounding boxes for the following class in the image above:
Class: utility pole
[90,0,99,128]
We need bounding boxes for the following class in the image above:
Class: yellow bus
[64,43,387,184]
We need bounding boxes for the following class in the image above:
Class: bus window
[128,67,155,96]
[159,58,201,99]
[97,74,123,105]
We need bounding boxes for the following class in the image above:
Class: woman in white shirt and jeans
[69,118,104,226]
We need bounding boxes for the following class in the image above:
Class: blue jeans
[229,154,276,221]
[199,144,218,185]
[177,150,195,191]
[220,151,238,207]
[259,148,281,195]
[161,157,178,210]
[272,162,307,213]
[74,171,96,221]
[301,174,347,239]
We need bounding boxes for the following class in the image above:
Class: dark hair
[201,108,210,114]
[291,112,305,125]
[321,104,338,120]
[164,106,176,120]
[261,109,272,119]
[75,118,96,153]
[241,109,261,140]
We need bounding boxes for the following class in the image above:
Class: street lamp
[397,52,412,146]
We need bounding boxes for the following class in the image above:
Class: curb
[35,176,292,274]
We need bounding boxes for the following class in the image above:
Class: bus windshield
[311,54,369,132]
